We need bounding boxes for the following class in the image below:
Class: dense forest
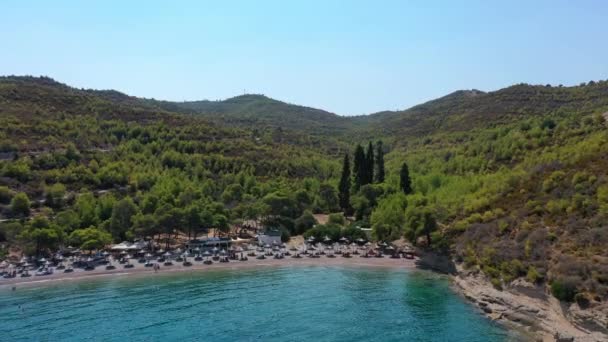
[1,76,608,305]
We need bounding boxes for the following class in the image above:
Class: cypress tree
[400,161,412,194]
[366,141,374,184]
[338,154,351,215]
[353,144,366,190]
[375,140,385,183]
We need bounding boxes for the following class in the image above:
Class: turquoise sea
[0,266,511,341]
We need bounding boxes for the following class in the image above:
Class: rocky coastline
[413,251,607,341]
[452,264,608,342]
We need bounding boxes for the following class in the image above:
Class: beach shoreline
[0,256,417,289]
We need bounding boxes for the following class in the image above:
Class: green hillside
[2,76,608,306]
[149,94,356,136]
[357,82,608,140]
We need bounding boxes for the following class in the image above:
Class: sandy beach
[0,255,417,288]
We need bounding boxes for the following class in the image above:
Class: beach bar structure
[185,237,231,254]
[257,228,282,246]
[110,240,147,251]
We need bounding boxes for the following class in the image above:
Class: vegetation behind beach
[1,76,608,305]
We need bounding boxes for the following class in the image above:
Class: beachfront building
[257,228,282,246]
[110,239,148,251]
[185,237,231,253]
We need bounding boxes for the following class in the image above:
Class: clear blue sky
[2,0,607,115]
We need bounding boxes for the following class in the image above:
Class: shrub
[482,264,500,279]
[280,227,291,242]
[303,224,341,242]
[341,226,367,241]
[526,266,543,284]
[498,220,509,234]
[542,171,565,193]
[503,259,524,279]
[490,277,503,290]
[546,199,568,216]
[453,219,468,232]
[551,277,580,302]
[10,192,30,217]
[328,213,346,226]
[293,211,317,235]
[0,186,13,204]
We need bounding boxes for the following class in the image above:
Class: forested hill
[355,81,608,140]
[148,94,356,136]
[4,75,607,142]
[0,76,348,154]
[2,75,608,311]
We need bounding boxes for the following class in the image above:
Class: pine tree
[400,161,412,194]
[366,141,374,184]
[353,144,366,190]
[338,154,351,215]
[375,140,385,183]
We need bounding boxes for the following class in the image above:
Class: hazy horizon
[2,0,607,115]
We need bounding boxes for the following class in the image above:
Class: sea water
[0,266,511,341]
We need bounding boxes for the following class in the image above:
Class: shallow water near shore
[0,266,512,341]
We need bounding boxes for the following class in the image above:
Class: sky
[1,0,607,115]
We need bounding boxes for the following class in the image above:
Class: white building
[257,229,282,246]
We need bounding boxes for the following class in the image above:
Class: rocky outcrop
[452,265,608,342]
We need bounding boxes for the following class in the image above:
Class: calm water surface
[0,266,512,341]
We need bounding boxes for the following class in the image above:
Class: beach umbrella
[263,244,271,249]
[203,251,211,256]
[182,251,190,257]
[220,249,226,255]
[102,251,110,256]
[356,238,365,243]
[380,242,388,247]
[175,248,182,254]
[38,257,47,263]
[139,249,146,254]
[212,247,219,252]
[194,247,201,252]
[120,250,128,255]
[163,252,172,257]
[126,254,133,259]
[158,249,165,254]
[145,253,153,258]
